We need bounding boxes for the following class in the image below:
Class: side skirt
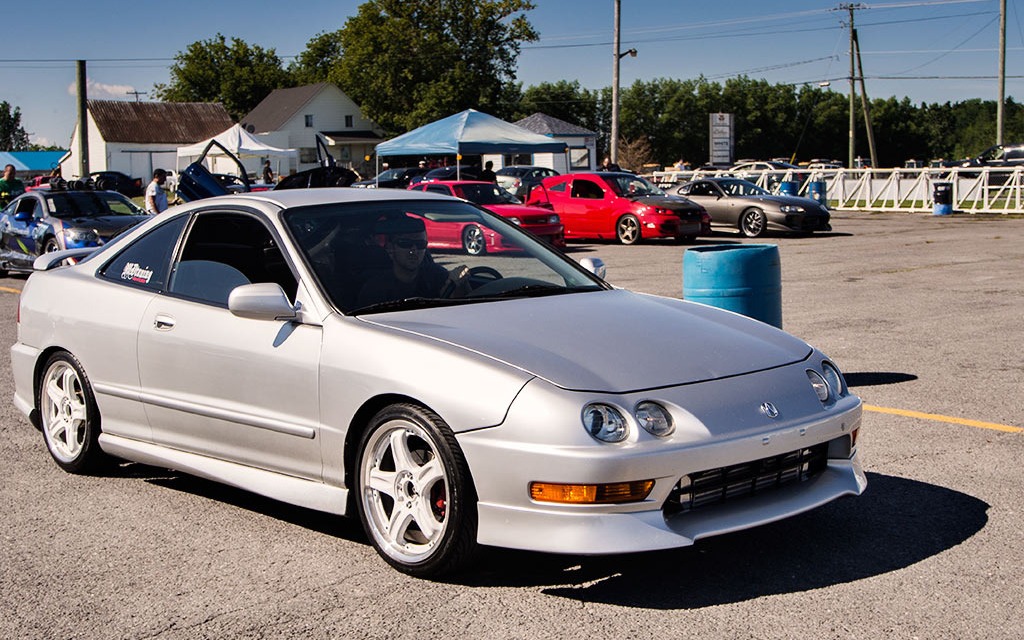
[98,433,349,517]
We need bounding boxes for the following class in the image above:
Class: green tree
[0,101,30,151]
[511,80,600,131]
[332,0,538,133]
[289,30,345,86]
[154,34,292,120]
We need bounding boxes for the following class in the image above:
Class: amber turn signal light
[529,480,655,504]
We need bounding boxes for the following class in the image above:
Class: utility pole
[611,0,622,164]
[76,60,89,178]
[854,29,878,170]
[126,90,147,102]
[837,3,865,168]
[997,0,1006,145]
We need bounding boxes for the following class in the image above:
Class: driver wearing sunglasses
[356,215,470,307]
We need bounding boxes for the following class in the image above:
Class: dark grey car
[675,177,830,237]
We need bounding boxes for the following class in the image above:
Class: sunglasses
[392,237,428,250]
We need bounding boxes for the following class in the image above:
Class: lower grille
[665,442,829,514]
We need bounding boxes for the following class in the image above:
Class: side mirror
[228,283,298,321]
[579,257,606,280]
[14,211,30,222]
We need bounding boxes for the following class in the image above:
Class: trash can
[807,180,827,208]
[778,181,799,197]
[932,181,953,216]
[683,244,782,328]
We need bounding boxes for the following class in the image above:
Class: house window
[503,154,531,166]
[299,148,317,163]
[304,115,314,128]
[570,148,591,169]
[345,115,354,128]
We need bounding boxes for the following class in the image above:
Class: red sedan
[408,180,565,255]
[526,172,709,244]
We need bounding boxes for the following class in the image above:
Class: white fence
[649,167,1024,214]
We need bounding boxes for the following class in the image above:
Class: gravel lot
[1,211,1021,639]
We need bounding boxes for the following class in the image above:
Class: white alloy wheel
[357,404,476,577]
[39,352,105,473]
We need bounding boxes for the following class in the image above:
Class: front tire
[616,214,641,245]
[38,351,107,474]
[462,225,486,256]
[43,237,60,253]
[357,403,477,578]
[740,208,767,238]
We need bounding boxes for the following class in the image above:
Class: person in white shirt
[145,169,168,214]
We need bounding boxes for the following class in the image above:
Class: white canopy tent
[177,124,297,179]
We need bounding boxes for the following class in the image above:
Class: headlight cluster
[779,205,805,213]
[806,361,847,404]
[65,229,98,243]
[507,217,522,225]
[548,214,560,224]
[582,401,675,443]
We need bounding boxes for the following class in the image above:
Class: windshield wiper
[349,296,477,315]
[473,284,600,300]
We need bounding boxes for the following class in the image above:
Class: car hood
[735,194,826,210]
[484,203,551,218]
[62,215,150,231]
[360,289,811,393]
[631,195,702,211]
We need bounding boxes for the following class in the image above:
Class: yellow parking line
[864,404,1022,433]
[0,286,21,295]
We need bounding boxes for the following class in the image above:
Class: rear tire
[38,351,108,474]
[462,225,486,256]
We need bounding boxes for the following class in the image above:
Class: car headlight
[806,369,830,402]
[822,361,846,398]
[507,217,522,225]
[65,229,98,243]
[548,214,560,224]
[635,401,674,437]
[780,205,804,213]
[582,403,628,443]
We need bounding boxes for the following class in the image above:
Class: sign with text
[709,113,734,165]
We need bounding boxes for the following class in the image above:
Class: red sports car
[408,180,565,255]
[526,172,709,244]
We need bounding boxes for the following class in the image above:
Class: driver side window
[571,180,604,199]
[169,212,298,307]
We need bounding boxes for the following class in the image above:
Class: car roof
[187,187,453,210]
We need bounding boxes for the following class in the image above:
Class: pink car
[527,172,710,244]
[408,180,566,255]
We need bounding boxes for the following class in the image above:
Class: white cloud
[65,79,141,100]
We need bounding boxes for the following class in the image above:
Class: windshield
[606,175,665,197]
[283,199,605,315]
[375,168,403,181]
[718,179,770,197]
[454,183,521,205]
[45,192,145,218]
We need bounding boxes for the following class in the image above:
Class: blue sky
[2,0,1019,147]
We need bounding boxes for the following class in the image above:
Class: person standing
[145,169,169,214]
[262,160,275,184]
[479,160,497,182]
[0,164,26,206]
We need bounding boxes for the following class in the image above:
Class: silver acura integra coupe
[12,188,865,578]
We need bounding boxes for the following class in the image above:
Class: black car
[416,165,479,184]
[88,171,145,198]
[495,165,559,199]
[0,183,150,275]
[352,167,430,189]
[957,143,1024,169]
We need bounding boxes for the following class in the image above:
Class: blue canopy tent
[374,109,567,179]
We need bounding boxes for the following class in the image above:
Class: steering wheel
[468,266,502,282]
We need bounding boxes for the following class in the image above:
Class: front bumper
[457,363,866,555]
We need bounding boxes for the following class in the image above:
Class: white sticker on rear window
[121,262,153,284]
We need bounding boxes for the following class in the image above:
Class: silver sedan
[12,188,865,577]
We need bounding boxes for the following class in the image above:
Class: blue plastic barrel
[932,181,953,215]
[683,244,783,328]
[778,181,799,196]
[807,180,827,207]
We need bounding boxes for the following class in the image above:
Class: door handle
[153,314,175,330]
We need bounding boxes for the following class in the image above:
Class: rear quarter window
[99,216,188,291]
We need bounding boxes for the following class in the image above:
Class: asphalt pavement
[0,211,1021,639]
